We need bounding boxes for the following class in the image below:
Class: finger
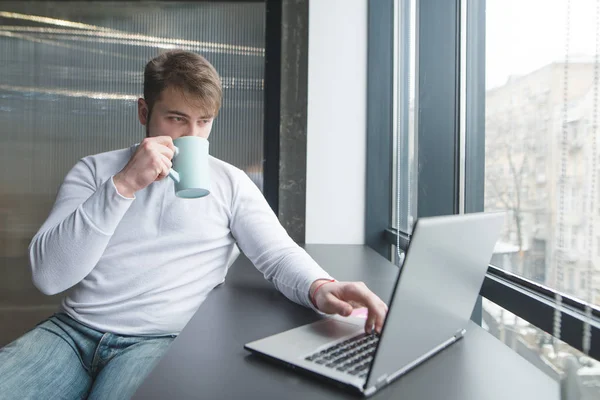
[341,283,385,334]
[344,283,381,314]
[323,295,353,317]
[373,303,388,334]
[365,310,376,334]
[156,154,172,180]
[156,169,168,180]
[154,136,176,152]
[156,144,175,160]
[347,300,365,309]
[365,299,388,334]
[160,153,173,170]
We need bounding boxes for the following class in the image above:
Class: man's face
[137,86,215,140]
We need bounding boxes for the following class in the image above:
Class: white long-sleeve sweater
[28,145,332,336]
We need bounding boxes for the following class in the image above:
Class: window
[598,175,600,215]
[391,0,417,238]
[485,0,600,308]
[371,0,600,368]
[483,298,600,393]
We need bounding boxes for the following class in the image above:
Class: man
[0,50,388,399]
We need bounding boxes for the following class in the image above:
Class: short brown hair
[143,50,222,116]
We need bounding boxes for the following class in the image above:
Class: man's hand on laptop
[309,280,388,334]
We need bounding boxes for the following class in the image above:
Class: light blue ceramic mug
[168,137,210,198]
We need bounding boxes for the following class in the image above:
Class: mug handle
[168,146,180,183]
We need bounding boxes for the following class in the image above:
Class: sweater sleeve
[229,169,334,310]
[29,158,134,295]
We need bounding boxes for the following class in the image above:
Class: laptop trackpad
[276,318,364,354]
[310,318,364,339]
[245,317,365,357]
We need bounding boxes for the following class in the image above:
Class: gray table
[133,244,559,399]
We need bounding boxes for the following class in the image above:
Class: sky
[486,0,598,89]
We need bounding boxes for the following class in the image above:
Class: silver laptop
[244,212,504,396]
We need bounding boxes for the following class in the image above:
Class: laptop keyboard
[304,332,379,378]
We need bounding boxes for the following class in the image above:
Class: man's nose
[182,123,202,137]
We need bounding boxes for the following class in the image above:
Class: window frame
[365,0,394,259]
[264,0,281,213]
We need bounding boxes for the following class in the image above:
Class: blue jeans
[0,313,175,400]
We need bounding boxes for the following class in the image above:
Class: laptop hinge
[364,373,389,394]
[375,374,389,388]
[455,328,466,340]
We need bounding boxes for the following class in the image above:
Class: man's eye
[170,117,183,122]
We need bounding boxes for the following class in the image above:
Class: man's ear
[138,98,149,126]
